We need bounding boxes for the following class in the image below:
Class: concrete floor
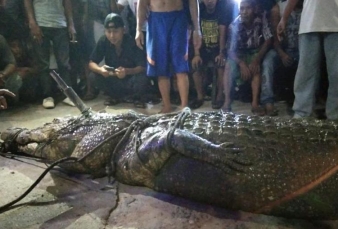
[0,96,337,229]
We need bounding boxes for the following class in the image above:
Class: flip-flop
[133,100,146,109]
[82,93,97,101]
[221,106,232,113]
[266,109,279,116]
[189,99,204,109]
[104,98,120,106]
[265,104,279,116]
[212,100,223,109]
[251,106,265,116]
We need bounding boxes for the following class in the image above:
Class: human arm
[111,0,125,13]
[249,11,273,75]
[214,0,229,66]
[135,0,148,49]
[274,35,294,67]
[0,64,16,82]
[116,42,146,79]
[191,28,203,70]
[88,61,111,78]
[228,50,251,81]
[63,0,76,42]
[214,24,226,66]
[24,0,43,44]
[272,3,293,67]
[189,0,202,50]
[249,38,271,75]
[0,89,16,110]
[227,24,251,81]
[115,66,145,79]
[88,37,111,77]
[0,36,16,82]
[277,0,299,41]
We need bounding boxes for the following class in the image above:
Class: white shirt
[33,0,67,28]
[118,0,147,31]
[299,0,338,34]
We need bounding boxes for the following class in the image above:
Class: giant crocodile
[1,109,338,219]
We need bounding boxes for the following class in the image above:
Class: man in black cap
[88,13,150,107]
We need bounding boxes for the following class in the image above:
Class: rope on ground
[0,156,78,214]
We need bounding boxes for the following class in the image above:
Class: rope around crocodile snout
[0,108,192,213]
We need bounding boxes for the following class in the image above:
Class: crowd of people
[0,0,336,120]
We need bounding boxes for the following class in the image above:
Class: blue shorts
[146,10,189,77]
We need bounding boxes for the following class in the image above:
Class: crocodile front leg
[115,128,252,188]
[168,129,252,173]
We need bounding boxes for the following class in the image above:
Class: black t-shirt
[90,34,146,71]
[0,35,16,71]
[257,0,278,11]
[199,0,236,50]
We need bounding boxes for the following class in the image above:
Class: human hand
[68,25,77,43]
[30,22,43,44]
[115,67,126,79]
[17,67,31,79]
[135,30,144,50]
[193,30,202,51]
[192,55,203,70]
[215,53,225,67]
[277,19,286,41]
[239,62,251,81]
[249,59,260,75]
[101,65,111,78]
[280,52,294,67]
[0,89,16,110]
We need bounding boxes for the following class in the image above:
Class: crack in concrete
[104,181,120,228]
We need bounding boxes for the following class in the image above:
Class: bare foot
[158,107,173,114]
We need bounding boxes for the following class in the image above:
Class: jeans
[292,33,338,120]
[89,72,150,101]
[33,27,71,98]
[260,49,279,105]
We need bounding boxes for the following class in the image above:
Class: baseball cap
[104,13,124,29]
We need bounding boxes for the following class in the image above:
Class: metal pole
[50,70,91,116]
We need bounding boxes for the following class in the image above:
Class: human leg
[170,10,189,110]
[323,32,338,120]
[221,62,232,112]
[131,73,150,106]
[251,73,264,116]
[176,73,189,109]
[52,28,72,87]
[222,60,239,112]
[189,70,204,109]
[33,28,52,99]
[211,65,225,109]
[292,33,322,118]
[260,49,278,105]
[90,71,127,105]
[158,76,172,113]
[261,49,278,115]
[192,70,204,101]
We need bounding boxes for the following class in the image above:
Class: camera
[104,66,115,72]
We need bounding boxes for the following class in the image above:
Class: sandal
[134,100,146,109]
[212,100,223,109]
[266,109,279,116]
[265,104,279,116]
[122,96,134,103]
[104,98,120,106]
[204,95,212,101]
[82,93,97,101]
[221,106,232,113]
[189,99,204,109]
[251,106,265,116]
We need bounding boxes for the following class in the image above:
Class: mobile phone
[104,66,115,72]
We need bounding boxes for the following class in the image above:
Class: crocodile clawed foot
[0,127,27,153]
